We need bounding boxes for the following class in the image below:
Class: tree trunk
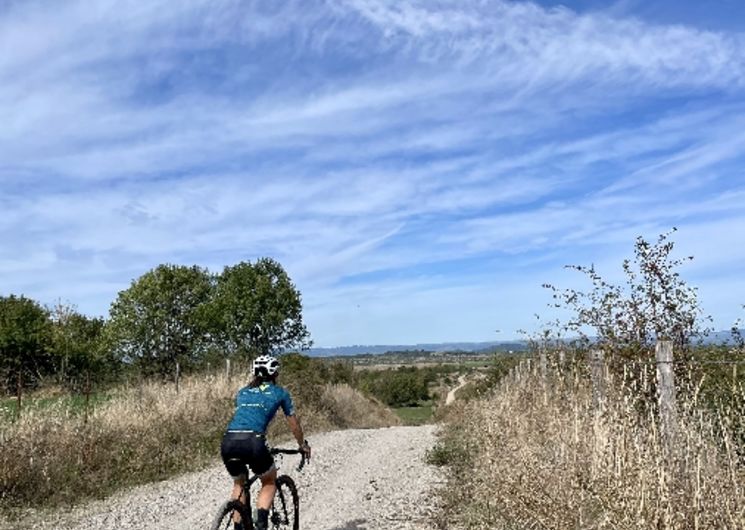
[16,370,22,417]
[175,361,180,394]
[84,370,91,425]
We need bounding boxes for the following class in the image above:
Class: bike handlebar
[270,448,307,472]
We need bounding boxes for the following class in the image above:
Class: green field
[394,403,434,425]
[1,392,112,422]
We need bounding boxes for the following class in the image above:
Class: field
[0,391,112,422]
[325,349,509,370]
[394,403,435,425]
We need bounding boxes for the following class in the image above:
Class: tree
[50,303,108,393]
[207,258,311,361]
[0,295,53,411]
[543,228,709,357]
[105,264,213,378]
[358,367,429,407]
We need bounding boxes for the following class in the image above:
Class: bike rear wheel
[270,475,299,530]
[211,499,254,530]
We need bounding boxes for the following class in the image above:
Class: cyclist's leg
[230,476,248,526]
[231,475,247,503]
[254,467,277,530]
[221,433,250,526]
[257,467,277,509]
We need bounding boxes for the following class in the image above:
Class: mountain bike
[210,448,306,530]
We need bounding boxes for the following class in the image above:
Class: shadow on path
[329,519,368,530]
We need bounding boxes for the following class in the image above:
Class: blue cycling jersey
[226,382,295,433]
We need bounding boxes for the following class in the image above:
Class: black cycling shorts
[220,431,274,479]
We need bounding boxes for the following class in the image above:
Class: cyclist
[220,355,311,530]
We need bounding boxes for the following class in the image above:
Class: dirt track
[445,376,469,405]
[34,425,440,530]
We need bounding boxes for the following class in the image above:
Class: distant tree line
[0,258,310,408]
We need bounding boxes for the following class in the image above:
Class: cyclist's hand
[300,440,311,461]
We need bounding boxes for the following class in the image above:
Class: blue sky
[1,0,744,347]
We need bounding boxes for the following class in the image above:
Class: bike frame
[238,448,306,506]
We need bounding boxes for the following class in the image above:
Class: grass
[433,361,745,529]
[394,402,434,425]
[1,392,112,422]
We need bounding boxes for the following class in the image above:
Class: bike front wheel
[270,475,299,530]
[211,499,254,530]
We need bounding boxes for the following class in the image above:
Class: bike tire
[270,475,299,530]
[211,499,254,530]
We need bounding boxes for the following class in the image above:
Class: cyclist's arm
[281,389,309,454]
[286,415,305,448]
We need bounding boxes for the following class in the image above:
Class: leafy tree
[0,295,53,410]
[50,303,109,393]
[105,264,213,378]
[207,258,311,361]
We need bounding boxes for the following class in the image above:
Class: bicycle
[210,447,306,530]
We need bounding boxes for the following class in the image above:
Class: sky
[1,0,744,347]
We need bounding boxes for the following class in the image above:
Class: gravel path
[24,425,440,530]
[445,375,468,405]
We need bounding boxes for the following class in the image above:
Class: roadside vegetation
[0,258,403,514]
[430,230,745,529]
[0,355,398,512]
[431,357,745,529]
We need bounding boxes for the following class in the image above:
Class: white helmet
[253,355,280,377]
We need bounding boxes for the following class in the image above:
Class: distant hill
[700,329,744,345]
[307,330,743,357]
[308,340,528,357]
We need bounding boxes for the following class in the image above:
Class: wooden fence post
[655,341,678,448]
[588,349,606,409]
[516,360,525,383]
[539,348,548,378]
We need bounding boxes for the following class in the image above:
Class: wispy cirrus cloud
[1,0,744,345]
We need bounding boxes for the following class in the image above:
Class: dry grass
[318,384,401,429]
[0,375,397,512]
[432,364,745,530]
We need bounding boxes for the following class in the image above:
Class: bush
[426,429,470,468]
[357,367,432,407]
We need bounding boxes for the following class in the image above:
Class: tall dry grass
[319,383,401,429]
[432,364,745,529]
[0,375,397,512]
